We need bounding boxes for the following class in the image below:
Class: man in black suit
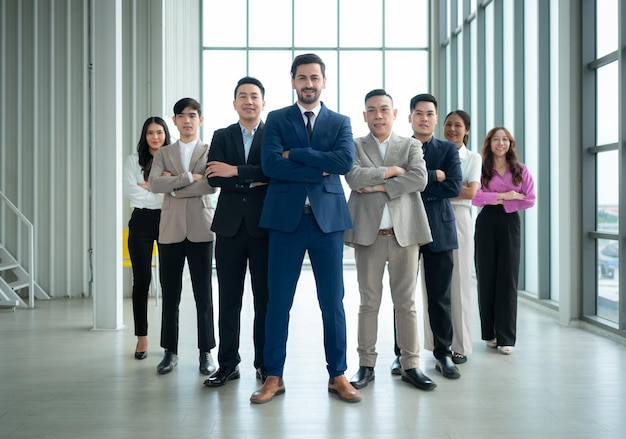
[204,77,270,387]
[391,93,463,382]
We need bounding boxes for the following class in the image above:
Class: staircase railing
[0,190,37,308]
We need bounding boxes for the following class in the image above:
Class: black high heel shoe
[134,343,147,360]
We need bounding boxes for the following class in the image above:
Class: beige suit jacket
[344,132,432,248]
[149,140,216,244]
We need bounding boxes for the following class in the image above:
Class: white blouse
[123,153,163,210]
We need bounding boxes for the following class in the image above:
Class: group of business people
[124,52,535,405]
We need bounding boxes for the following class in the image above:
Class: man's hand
[206,161,238,178]
[137,183,150,190]
[435,169,447,182]
[356,184,385,193]
[282,150,290,159]
[161,171,172,177]
[384,166,406,179]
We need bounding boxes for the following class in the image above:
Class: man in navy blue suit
[391,93,463,380]
[249,53,361,404]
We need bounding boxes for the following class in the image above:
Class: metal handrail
[0,190,35,308]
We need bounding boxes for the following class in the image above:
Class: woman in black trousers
[123,117,171,359]
[472,127,535,355]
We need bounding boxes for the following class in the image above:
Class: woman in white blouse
[124,117,171,359]
[443,110,481,364]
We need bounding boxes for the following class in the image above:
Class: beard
[296,87,322,105]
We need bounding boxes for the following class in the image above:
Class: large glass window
[585,0,622,328]
[202,0,429,141]
[202,0,430,263]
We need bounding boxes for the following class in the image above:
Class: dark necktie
[304,111,314,139]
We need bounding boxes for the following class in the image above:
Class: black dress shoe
[204,366,240,387]
[199,352,217,375]
[256,366,268,383]
[390,355,402,376]
[349,366,375,389]
[401,368,437,391]
[156,351,178,375]
[436,355,461,379]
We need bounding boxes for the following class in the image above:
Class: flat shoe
[500,346,514,355]
[486,339,497,348]
[451,352,466,364]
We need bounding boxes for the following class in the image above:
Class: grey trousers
[354,235,420,370]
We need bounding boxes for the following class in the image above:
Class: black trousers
[394,248,454,360]
[128,208,160,337]
[474,205,520,346]
[215,224,269,369]
[159,239,215,355]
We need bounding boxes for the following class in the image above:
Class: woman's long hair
[480,126,523,188]
[137,116,171,181]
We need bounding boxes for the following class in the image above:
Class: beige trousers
[354,234,420,369]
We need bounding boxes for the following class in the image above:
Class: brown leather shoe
[328,374,362,403]
[249,376,285,404]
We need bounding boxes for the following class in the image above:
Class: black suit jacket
[420,136,462,253]
[208,122,269,238]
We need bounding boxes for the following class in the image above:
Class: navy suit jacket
[420,136,462,252]
[207,122,269,238]
[259,103,354,233]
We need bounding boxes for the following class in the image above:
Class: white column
[91,0,123,330]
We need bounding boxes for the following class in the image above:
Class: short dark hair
[234,76,265,99]
[290,53,326,78]
[173,97,202,116]
[409,93,437,112]
[364,89,393,105]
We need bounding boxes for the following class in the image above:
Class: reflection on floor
[1,267,626,439]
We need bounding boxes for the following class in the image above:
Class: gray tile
[1,267,626,438]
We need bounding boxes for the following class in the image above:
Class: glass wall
[201,0,430,263]
[438,0,624,334]
[201,0,430,142]
[587,0,620,325]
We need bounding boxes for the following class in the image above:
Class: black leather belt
[303,205,312,215]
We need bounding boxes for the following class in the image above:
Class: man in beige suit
[344,89,436,391]
[149,97,217,376]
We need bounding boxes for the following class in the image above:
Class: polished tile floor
[1,266,626,439]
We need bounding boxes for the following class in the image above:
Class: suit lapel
[384,133,401,166]
[230,124,246,164]
[189,141,207,171]
[248,121,264,164]
[361,133,384,166]
[288,104,309,147]
[168,141,185,174]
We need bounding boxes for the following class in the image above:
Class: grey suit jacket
[149,140,216,244]
[344,132,432,248]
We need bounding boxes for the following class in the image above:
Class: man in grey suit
[345,89,436,391]
[149,97,217,376]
